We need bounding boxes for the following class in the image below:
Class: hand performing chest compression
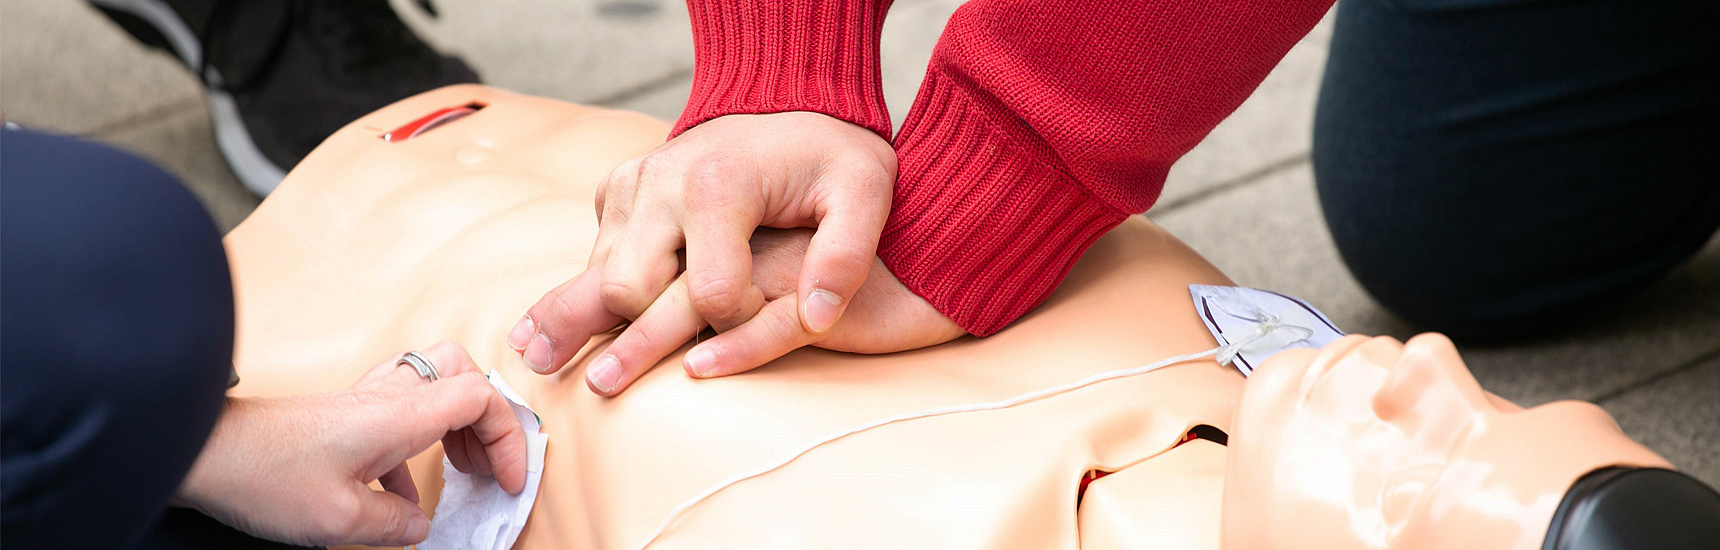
[507,112,962,395]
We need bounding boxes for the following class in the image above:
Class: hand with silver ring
[173,341,528,547]
[398,351,440,382]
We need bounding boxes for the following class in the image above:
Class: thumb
[799,192,888,335]
[346,487,432,547]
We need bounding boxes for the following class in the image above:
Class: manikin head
[1222,333,1671,550]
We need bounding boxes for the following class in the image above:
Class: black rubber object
[1544,467,1720,550]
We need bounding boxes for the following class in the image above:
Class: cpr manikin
[223,85,1720,549]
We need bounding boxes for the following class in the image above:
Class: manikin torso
[224,86,1672,550]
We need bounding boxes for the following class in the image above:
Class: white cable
[633,319,1293,549]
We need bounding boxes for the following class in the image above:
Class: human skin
[177,342,527,547]
[1222,333,1672,550]
[510,111,959,394]
[227,85,1679,550]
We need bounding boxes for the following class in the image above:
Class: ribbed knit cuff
[880,74,1128,336]
[672,0,894,141]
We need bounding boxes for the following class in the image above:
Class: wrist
[171,397,248,513]
[880,78,1126,336]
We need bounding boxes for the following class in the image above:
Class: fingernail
[524,333,554,373]
[507,316,534,351]
[403,515,430,544]
[684,346,716,378]
[803,289,843,334]
[588,355,621,393]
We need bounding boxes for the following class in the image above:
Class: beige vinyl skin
[224,85,1671,550]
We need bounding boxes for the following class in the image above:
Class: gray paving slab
[391,0,694,105]
[95,103,260,233]
[1151,164,1411,337]
[1152,11,1333,211]
[599,73,691,123]
[1,0,205,134]
[1600,352,1720,488]
[880,0,966,130]
[1150,165,1720,407]
[1457,234,1720,406]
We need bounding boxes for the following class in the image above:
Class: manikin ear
[1370,333,1491,451]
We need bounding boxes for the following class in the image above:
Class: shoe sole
[91,0,288,197]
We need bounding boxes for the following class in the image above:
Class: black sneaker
[89,0,479,196]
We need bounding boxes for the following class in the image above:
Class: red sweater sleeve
[878,0,1333,336]
[672,0,895,140]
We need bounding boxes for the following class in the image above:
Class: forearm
[674,0,896,140]
[881,0,1334,335]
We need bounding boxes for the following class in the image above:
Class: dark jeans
[1313,0,1720,340]
[0,129,309,549]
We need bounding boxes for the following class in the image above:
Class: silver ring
[398,351,440,382]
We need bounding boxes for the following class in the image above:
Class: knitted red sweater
[673,0,1333,336]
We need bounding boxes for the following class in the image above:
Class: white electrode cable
[633,315,1305,549]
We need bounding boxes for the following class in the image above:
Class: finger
[588,277,707,396]
[683,201,766,332]
[366,341,485,390]
[344,485,431,546]
[378,462,420,504]
[517,266,626,374]
[680,161,765,330]
[460,426,491,477]
[747,228,815,296]
[600,208,684,320]
[418,341,480,379]
[682,295,818,379]
[443,426,473,474]
[355,352,409,388]
[588,164,635,269]
[798,190,888,335]
[589,221,619,270]
[413,373,529,494]
[593,169,614,222]
[356,342,478,388]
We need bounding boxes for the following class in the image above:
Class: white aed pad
[420,371,547,550]
[1189,285,1344,376]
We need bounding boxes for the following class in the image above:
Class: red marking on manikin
[382,102,485,142]
[1076,427,1222,503]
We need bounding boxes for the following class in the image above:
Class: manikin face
[1222,334,1669,550]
